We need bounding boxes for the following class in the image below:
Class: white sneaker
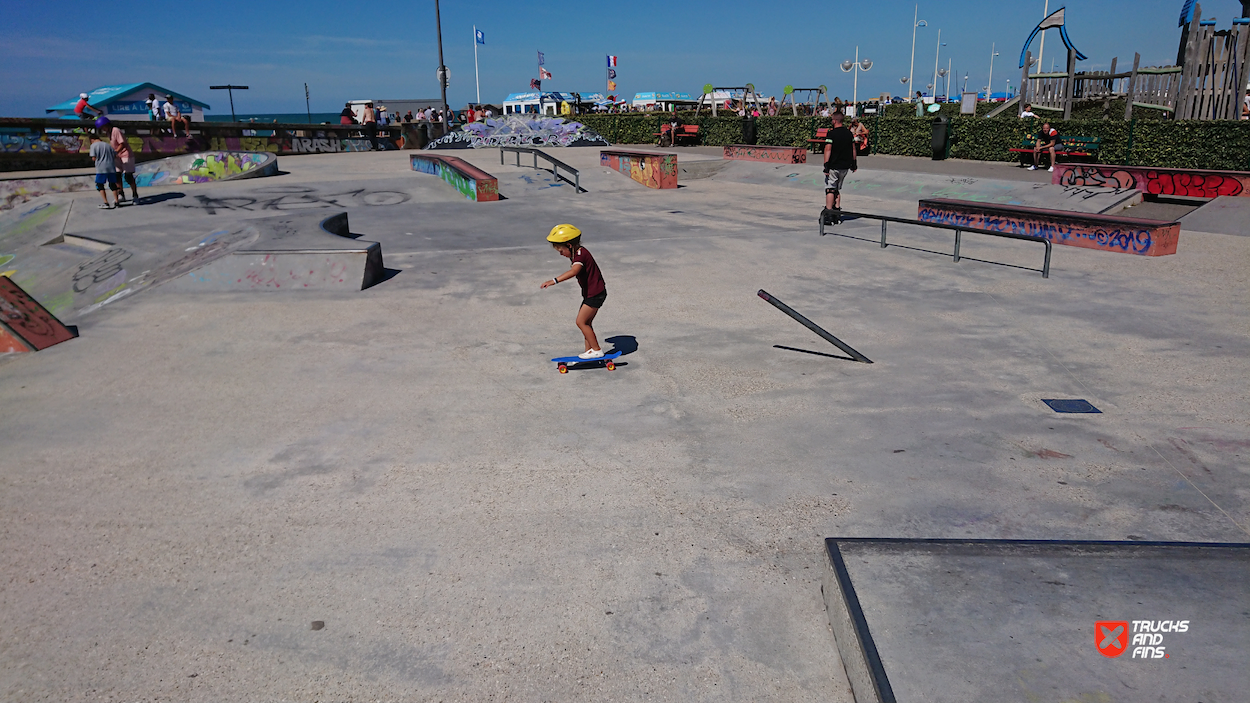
[578,349,604,359]
[1047,166,1054,172]
[1028,165,1037,171]
[97,203,112,209]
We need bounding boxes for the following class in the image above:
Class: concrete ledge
[917,198,1180,256]
[168,211,385,291]
[409,153,499,201]
[600,150,678,189]
[0,276,76,353]
[824,538,1250,703]
[1053,163,1250,199]
[724,144,806,164]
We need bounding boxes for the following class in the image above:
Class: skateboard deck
[550,351,622,373]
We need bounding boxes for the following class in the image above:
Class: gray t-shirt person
[89,140,117,174]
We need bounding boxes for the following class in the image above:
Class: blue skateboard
[551,351,622,373]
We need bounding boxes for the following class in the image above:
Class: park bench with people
[653,124,701,146]
[1009,135,1102,167]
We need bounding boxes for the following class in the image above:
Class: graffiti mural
[1054,164,1250,199]
[136,152,275,187]
[426,116,609,149]
[0,276,76,352]
[176,185,411,215]
[723,145,807,164]
[917,199,1179,256]
[600,151,678,189]
[409,155,499,201]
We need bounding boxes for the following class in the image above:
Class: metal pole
[229,89,235,122]
[932,28,942,99]
[953,230,961,261]
[757,290,873,364]
[909,4,919,102]
[1037,0,1049,74]
[435,0,449,121]
[853,46,859,107]
[988,43,996,100]
[304,83,311,123]
[473,25,480,106]
[881,220,888,248]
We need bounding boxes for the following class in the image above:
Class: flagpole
[473,25,480,106]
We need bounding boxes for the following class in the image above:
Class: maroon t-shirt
[572,246,606,298]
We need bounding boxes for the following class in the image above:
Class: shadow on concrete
[605,335,638,356]
[367,268,403,288]
[135,192,186,206]
[773,344,857,362]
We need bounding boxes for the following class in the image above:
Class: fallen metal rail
[757,289,872,363]
[820,210,1052,279]
[499,146,583,193]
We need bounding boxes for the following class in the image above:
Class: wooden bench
[1009,136,1101,167]
[653,124,701,146]
[807,128,830,152]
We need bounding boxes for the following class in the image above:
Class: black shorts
[582,290,607,309]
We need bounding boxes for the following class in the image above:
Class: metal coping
[1042,398,1102,413]
[822,538,1250,703]
[919,197,1181,228]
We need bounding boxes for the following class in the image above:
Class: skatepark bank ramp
[1,151,279,212]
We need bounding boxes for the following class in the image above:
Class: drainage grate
[1042,399,1101,413]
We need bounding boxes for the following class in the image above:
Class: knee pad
[826,187,839,195]
[95,181,106,191]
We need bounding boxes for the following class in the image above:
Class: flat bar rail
[499,146,582,193]
[820,210,1052,279]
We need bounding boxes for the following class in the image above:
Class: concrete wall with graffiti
[1053,164,1250,199]
[1,152,279,212]
[1,128,398,161]
[917,198,1180,256]
[409,154,499,201]
[723,145,807,164]
[426,116,609,149]
[601,151,678,190]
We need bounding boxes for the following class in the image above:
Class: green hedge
[573,112,1250,170]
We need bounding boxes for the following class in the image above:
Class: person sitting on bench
[1030,122,1059,172]
[663,110,681,146]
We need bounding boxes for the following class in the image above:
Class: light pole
[909,6,928,103]
[209,85,248,122]
[840,47,873,114]
[938,68,948,102]
[1037,0,1049,75]
[304,82,311,123]
[931,30,944,100]
[987,43,999,99]
[434,0,449,123]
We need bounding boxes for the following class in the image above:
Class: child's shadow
[605,335,637,356]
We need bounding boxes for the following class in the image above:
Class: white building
[501,92,605,116]
[631,92,698,111]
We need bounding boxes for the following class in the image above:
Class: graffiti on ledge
[917,204,1179,256]
[600,152,678,189]
[1056,164,1249,199]
[724,145,807,164]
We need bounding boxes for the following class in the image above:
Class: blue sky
[1,0,1243,116]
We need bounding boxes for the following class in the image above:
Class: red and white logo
[1096,621,1130,657]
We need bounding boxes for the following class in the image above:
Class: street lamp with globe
[840,48,873,114]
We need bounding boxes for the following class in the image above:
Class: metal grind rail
[821,211,1053,279]
[499,147,583,193]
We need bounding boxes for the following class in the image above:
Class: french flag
[607,55,617,67]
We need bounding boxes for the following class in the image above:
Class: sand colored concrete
[1,148,1247,701]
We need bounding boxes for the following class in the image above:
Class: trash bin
[930,115,949,160]
[742,116,758,145]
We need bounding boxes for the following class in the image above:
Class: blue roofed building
[46,83,209,121]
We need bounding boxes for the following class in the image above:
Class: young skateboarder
[88,132,121,209]
[540,224,608,359]
[821,111,857,226]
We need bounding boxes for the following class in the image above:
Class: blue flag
[538,51,545,66]
[476,29,485,44]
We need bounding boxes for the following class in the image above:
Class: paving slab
[823,539,1250,703]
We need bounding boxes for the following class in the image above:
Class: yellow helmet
[547,224,582,242]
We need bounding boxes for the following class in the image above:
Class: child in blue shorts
[88,132,120,209]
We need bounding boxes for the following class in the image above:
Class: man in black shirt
[822,111,857,225]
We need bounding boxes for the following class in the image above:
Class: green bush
[573,110,1250,170]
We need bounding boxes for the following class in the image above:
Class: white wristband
[552,278,559,285]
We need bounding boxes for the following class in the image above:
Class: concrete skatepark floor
[1,148,1247,701]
